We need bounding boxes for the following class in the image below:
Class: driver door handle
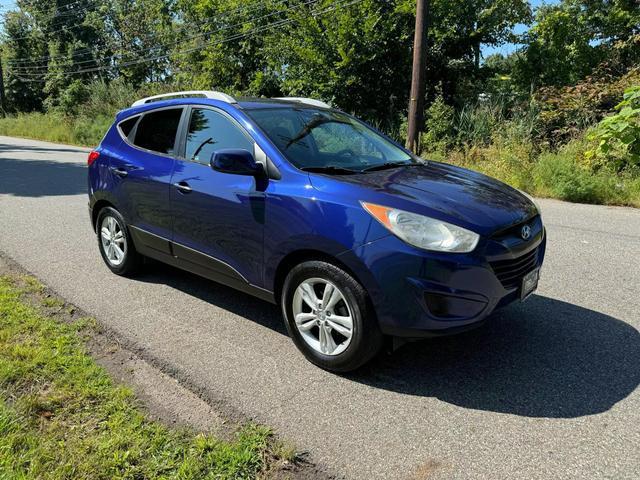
[174,181,192,194]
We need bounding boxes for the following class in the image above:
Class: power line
[2,0,103,21]
[1,1,131,42]
[8,0,315,72]
[4,0,285,44]
[6,0,292,67]
[9,0,322,74]
[9,0,362,82]
[5,0,290,65]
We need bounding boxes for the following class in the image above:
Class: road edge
[0,252,334,480]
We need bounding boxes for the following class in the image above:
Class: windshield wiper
[360,161,422,173]
[300,165,360,175]
[286,114,351,148]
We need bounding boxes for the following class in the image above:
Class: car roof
[116,96,332,121]
[237,98,331,110]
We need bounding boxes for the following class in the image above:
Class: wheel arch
[91,199,117,231]
[273,249,371,306]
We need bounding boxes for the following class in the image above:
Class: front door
[170,107,265,288]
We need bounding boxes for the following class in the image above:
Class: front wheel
[281,260,383,372]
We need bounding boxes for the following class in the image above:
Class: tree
[21,0,110,110]
[106,0,177,86]
[516,0,640,89]
[515,2,601,88]
[272,0,413,131]
[172,0,284,95]
[2,9,48,112]
[420,0,530,107]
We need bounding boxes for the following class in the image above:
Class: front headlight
[361,202,479,253]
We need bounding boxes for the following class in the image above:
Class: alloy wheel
[100,216,126,266]
[292,278,353,356]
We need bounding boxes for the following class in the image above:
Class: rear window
[133,108,183,155]
[118,116,138,139]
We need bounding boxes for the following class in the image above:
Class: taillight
[87,150,100,166]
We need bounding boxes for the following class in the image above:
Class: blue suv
[88,91,546,372]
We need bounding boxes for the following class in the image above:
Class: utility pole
[406,0,428,153]
[0,54,5,117]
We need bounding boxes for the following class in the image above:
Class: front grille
[490,248,538,290]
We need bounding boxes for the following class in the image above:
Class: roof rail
[274,97,331,109]
[131,90,237,107]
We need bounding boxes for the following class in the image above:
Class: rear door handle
[109,166,129,178]
[173,181,192,194]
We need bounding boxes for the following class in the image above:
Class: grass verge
[435,137,640,208]
[0,112,110,147]
[0,273,289,479]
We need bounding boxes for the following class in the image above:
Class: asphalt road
[1,135,639,479]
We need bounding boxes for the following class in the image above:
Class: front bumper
[340,219,546,337]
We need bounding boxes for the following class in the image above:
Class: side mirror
[210,149,265,177]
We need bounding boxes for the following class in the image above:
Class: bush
[587,85,640,172]
[58,80,91,116]
[446,135,535,191]
[450,95,539,151]
[81,79,138,118]
[533,139,630,204]
[455,98,505,147]
[535,67,640,145]
[420,95,455,155]
[444,133,640,207]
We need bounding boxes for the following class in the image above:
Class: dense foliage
[0,0,536,123]
[588,85,640,171]
[0,0,639,205]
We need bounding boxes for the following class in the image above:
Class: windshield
[245,107,417,172]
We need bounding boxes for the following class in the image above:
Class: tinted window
[133,108,183,155]
[118,116,138,138]
[185,108,253,164]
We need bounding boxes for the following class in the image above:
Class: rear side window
[118,116,138,139]
[133,108,183,155]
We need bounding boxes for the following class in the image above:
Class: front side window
[245,108,415,172]
[185,108,254,164]
[133,108,183,155]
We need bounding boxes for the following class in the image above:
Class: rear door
[169,106,265,288]
[111,107,185,254]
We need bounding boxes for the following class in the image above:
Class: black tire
[95,206,142,276]
[281,260,383,372]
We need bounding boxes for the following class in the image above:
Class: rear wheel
[96,207,141,276]
[281,260,383,372]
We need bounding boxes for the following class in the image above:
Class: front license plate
[520,268,539,301]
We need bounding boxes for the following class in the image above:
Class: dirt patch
[409,459,447,480]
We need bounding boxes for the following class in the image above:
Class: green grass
[441,137,640,208]
[0,112,111,147]
[0,275,279,479]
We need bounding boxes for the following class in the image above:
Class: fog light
[424,293,486,319]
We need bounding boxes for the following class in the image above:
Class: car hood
[309,161,538,236]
